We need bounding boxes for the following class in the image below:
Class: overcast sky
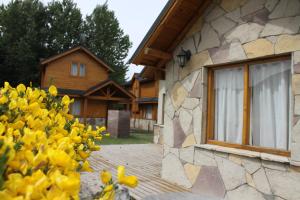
[0,0,168,80]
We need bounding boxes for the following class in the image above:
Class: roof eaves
[128,0,175,64]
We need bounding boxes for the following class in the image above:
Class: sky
[0,0,168,80]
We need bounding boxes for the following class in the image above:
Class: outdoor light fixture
[177,48,191,68]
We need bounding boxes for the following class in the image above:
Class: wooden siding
[86,99,107,118]
[42,50,109,90]
[140,82,157,98]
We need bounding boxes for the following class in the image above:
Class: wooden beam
[144,47,172,60]
[87,96,131,102]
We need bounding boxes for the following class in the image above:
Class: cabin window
[145,105,152,119]
[71,99,81,116]
[79,64,86,77]
[71,63,78,76]
[206,56,291,156]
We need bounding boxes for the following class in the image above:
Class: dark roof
[40,46,114,72]
[136,97,158,103]
[43,87,85,96]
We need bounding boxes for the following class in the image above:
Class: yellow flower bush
[0,83,136,199]
[99,166,138,200]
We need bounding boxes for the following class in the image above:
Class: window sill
[194,144,290,164]
[154,124,164,128]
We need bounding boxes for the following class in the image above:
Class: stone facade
[130,118,156,131]
[159,0,300,199]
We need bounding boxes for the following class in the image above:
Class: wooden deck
[88,144,190,200]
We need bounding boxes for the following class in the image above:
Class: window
[145,105,152,119]
[79,64,86,77]
[71,63,78,76]
[207,56,291,156]
[71,99,81,116]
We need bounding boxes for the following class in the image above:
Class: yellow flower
[8,100,17,110]
[49,85,58,96]
[0,122,5,135]
[0,95,8,104]
[81,160,93,172]
[117,166,138,188]
[62,95,70,106]
[100,190,115,200]
[100,170,112,185]
[16,84,26,93]
[48,149,71,168]
[103,184,113,192]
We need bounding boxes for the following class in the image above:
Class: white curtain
[79,64,86,77]
[71,63,78,76]
[214,67,244,144]
[250,60,291,150]
[71,99,81,116]
[145,105,152,119]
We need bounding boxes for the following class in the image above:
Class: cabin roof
[129,0,211,68]
[40,46,114,72]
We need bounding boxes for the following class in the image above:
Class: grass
[97,129,154,145]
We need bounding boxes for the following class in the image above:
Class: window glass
[71,99,81,116]
[250,60,291,150]
[71,63,78,76]
[79,64,86,77]
[145,105,152,119]
[214,67,244,144]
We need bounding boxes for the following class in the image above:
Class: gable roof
[40,46,114,72]
[129,0,211,67]
[84,79,135,99]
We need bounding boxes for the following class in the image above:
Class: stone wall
[130,118,156,131]
[160,0,300,199]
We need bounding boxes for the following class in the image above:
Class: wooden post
[83,98,88,123]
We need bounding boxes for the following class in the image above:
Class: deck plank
[88,144,190,199]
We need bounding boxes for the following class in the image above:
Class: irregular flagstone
[171,82,188,109]
[216,156,246,190]
[243,38,274,58]
[192,166,226,199]
[189,71,203,99]
[262,160,287,171]
[227,185,265,200]
[241,0,266,17]
[179,108,193,135]
[182,134,197,148]
[261,16,300,37]
[180,146,195,163]
[185,17,203,39]
[184,163,201,185]
[169,148,180,157]
[198,23,221,52]
[173,117,187,148]
[266,168,300,200]
[225,23,264,44]
[292,119,300,143]
[242,157,261,174]
[209,44,230,64]
[192,106,202,144]
[269,0,300,19]
[294,96,300,115]
[220,0,247,12]
[163,114,174,147]
[253,168,272,195]
[228,154,243,165]
[205,5,226,22]
[265,0,279,12]
[291,142,300,162]
[294,51,300,65]
[266,35,277,44]
[194,148,217,166]
[228,41,247,61]
[211,16,237,36]
[241,8,270,25]
[182,98,199,110]
[181,36,197,55]
[225,8,244,24]
[275,34,300,54]
[246,172,256,188]
[161,154,192,188]
[181,71,199,92]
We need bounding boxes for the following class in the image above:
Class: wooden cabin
[124,69,164,131]
[40,46,134,126]
[129,0,300,199]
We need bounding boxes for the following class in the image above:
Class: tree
[84,3,132,84]
[0,0,47,86]
[45,0,83,55]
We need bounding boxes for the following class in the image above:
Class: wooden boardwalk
[88,144,190,200]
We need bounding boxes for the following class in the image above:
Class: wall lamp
[176,48,191,68]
